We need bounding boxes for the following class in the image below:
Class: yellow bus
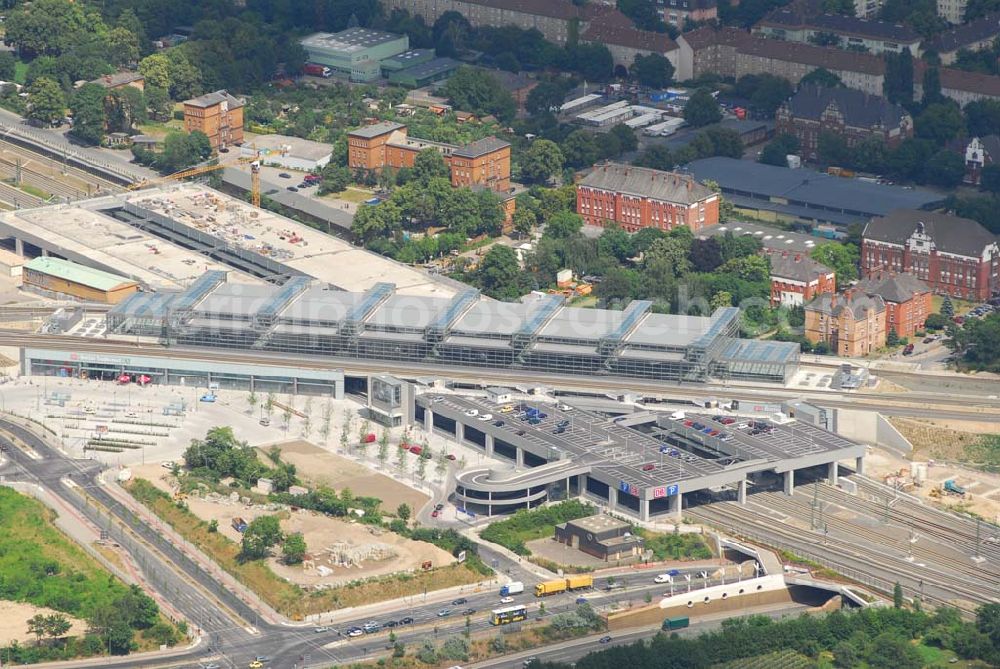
[490,605,528,626]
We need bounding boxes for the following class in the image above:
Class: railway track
[0,178,44,208]
[688,501,996,612]
[0,137,124,199]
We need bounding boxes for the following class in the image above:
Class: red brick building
[775,85,912,162]
[183,90,244,152]
[856,272,932,339]
[765,250,836,307]
[862,210,1000,301]
[576,163,719,233]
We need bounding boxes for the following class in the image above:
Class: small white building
[243,134,332,172]
[486,387,513,403]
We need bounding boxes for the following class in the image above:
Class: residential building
[383,0,679,67]
[451,137,511,191]
[753,8,921,54]
[931,13,1000,65]
[684,157,943,227]
[347,122,512,192]
[676,27,1000,104]
[937,0,969,25]
[182,90,244,151]
[655,0,718,27]
[23,257,138,304]
[964,135,1000,185]
[576,162,719,233]
[579,8,679,68]
[554,515,645,562]
[301,29,409,82]
[775,85,912,161]
[89,71,145,91]
[861,210,1000,301]
[766,249,836,307]
[805,290,887,356]
[855,272,932,338]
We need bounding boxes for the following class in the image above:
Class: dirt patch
[526,538,608,569]
[0,602,87,646]
[889,417,1000,461]
[260,440,429,513]
[129,463,452,588]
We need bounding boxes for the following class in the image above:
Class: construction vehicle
[128,153,262,207]
[943,479,966,496]
[535,579,568,597]
[566,575,594,591]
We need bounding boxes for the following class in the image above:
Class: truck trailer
[566,575,594,590]
[534,579,568,596]
[501,582,524,596]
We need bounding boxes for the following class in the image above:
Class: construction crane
[127,153,261,207]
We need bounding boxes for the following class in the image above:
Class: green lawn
[932,294,978,315]
[14,61,27,85]
[480,500,594,555]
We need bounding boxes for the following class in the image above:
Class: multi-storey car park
[97,271,800,387]
[409,391,865,521]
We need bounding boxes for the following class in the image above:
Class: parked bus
[490,605,528,626]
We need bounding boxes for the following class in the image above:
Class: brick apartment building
[183,90,244,151]
[347,122,511,192]
[931,13,1000,65]
[862,210,1000,301]
[766,250,836,307]
[805,291,887,356]
[576,162,719,233]
[855,272,932,339]
[776,86,912,161]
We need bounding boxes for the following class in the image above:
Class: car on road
[557,403,573,411]
[515,429,526,436]
[642,463,655,471]
[363,621,381,633]
[500,405,514,413]
[437,608,453,617]
[202,664,221,669]
[465,409,478,417]
[493,420,505,427]
[435,503,445,511]
[249,662,263,669]
[254,656,270,663]
[461,608,476,616]
[399,617,414,625]
[599,635,612,644]
[432,396,444,403]
[286,186,298,192]
[557,419,570,428]
[499,596,514,604]
[431,510,440,518]
[477,413,493,421]
[446,454,456,460]
[553,426,565,434]
[903,343,915,355]
[452,597,467,605]
[278,173,291,178]
[523,657,537,667]
[346,627,364,637]
[654,573,673,583]
[384,620,398,628]
[923,337,934,344]
[314,626,330,633]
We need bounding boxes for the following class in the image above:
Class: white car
[557,403,573,411]
[465,409,478,417]
[654,573,673,583]
[477,413,493,421]
[499,596,514,604]
[346,627,364,637]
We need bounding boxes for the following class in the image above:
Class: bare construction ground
[0,602,87,646]
[260,440,430,514]
[131,463,451,588]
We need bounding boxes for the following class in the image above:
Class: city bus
[490,605,528,626]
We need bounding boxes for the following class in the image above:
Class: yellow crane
[128,154,261,207]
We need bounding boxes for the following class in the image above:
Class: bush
[479,500,594,556]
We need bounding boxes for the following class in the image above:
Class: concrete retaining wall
[835,409,912,454]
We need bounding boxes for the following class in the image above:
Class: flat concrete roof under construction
[0,202,259,290]
[116,184,457,297]
[430,393,864,520]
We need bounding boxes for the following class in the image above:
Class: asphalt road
[0,416,730,669]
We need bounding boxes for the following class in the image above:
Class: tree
[710,291,733,309]
[377,432,389,468]
[853,136,889,173]
[25,78,66,125]
[981,165,1000,194]
[811,242,859,283]
[107,27,140,67]
[396,442,409,473]
[416,453,427,480]
[413,148,450,182]
[683,88,722,127]
[893,581,904,608]
[915,102,963,144]
[759,133,800,166]
[351,201,402,243]
[27,614,47,645]
[922,65,943,105]
[241,515,283,560]
[545,211,584,239]
[319,165,352,194]
[561,130,599,168]
[965,99,1000,136]
[817,131,850,166]
[0,52,16,82]
[520,139,564,184]
[512,206,537,238]
[526,81,566,116]
[690,238,724,272]
[610,124,639,153]
[832,640,861,668]
[69,83,107,145]
[282,532,307,565]
[441,67,515,123]
[44,614,71,642]
[631,53,674,88]
[941,296,955,318]
[744,74,793,117]
[887,327,901,346]
[476,245,526,300]
[645,236,692,277]
[800,67,844,88]
[924,149,965,187]
[884,50,914,105]
[396,503,412,523]
[865,632,923,669]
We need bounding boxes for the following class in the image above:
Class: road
[7,330,1000,422]
[0,416,741,669]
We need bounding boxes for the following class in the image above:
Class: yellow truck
[534,579,568,596]
[566,575,594,591]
